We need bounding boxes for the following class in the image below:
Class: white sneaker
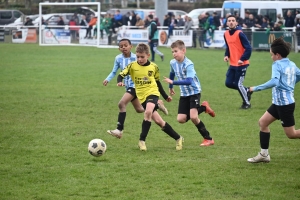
[138,140,147,151]
[157,101,168,115]
[247,152,270,163]
[107,129,123,139]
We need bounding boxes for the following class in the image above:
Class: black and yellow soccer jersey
[119,61,160,103]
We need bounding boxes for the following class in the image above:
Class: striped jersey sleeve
[170,57,201,96]
[105,53,136,89]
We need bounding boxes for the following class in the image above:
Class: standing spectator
[222,13,231,30]
[223,15,253,109]
[198,13,208,48]
[100,13,111,39]
[122,12,130,26]
[148,14,164,62]
[235,12,244,26]
[163,40,216,146]
[243,14,255,28]
[85,14,97,39]
[276,13,285,24]
[273,21,285,31]
[24,17,33,26]
[296,14,300,46]
[72,13,79,25]
[183,16,196,48]
[57,16,64,29]
[242,11,250,27]
[247,37,300,163]
[135,15,144,28]
[284,10,294,28]
[69,17,78,41]
[176,15,184,27]
[168,14,177,38]
[154,17,161,26]
[130,11,137,26]
[80,14,89,37]
[163,14,170,27]
[114,10,123,28]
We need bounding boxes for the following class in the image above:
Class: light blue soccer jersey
[254,58,300,105]
[105,53,136,90]
[170,57,201,96]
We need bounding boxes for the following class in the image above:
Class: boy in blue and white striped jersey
[163,40,216,147]
[247,37,300,163]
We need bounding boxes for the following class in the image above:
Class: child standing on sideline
[103,39,168,139]
[117,43,184,151]
[163,40,216,146]
[247,37,300,163]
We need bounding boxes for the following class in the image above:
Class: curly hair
[270,37,291,58]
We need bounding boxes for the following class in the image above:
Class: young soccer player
[247,37,300,163]
[117,43,184,151]
[163,40,216,146]
[103,39,168,139]
[223,15,253,109]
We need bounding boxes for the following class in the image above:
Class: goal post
[38,2,101,47]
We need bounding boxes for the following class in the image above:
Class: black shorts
[141,95,159,111]
[178,94,201,115]
[267,103,295,127]
[126,87,137,102]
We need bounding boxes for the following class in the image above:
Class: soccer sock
[162,122,181,140]
[117,112,126,131]
[139,120,151,141]
[260,131,270,156]
[196,121,212,140]
[198,106,206,114]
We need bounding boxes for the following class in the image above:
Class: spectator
[296,14,300,46]
[148,14,164,62]
[284,10,294,28]
[114,10,123,28]
[276,13,285,24]
[176,15,184,27]
[273,21,285,31]
[163,14,170,27]
[130,11,137,26]
[243,14,255,28]
[69,17,78,41]
[122,12,130,26]
[154,17,161,26]
[85,14,97,39]
[235,12,244,26]
[57,16,64,29]
[80,14,88,29]
[41,17,47,25]
[198,13,208,48]
[222,13,231,30]
[72,13,79,25]
[135,14,144,28]
[168,14,177,38]
[100,13,111,39]
[24,17,33,26]
[242,11,251,28]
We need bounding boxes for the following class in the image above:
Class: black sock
[117,112,126,131]
[260,131,270,149]
[198,105,206,114]
[139,120,151,141]
[196,121,212,140]
[162,122,180,140]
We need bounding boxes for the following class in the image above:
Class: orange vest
[224,30,249,67]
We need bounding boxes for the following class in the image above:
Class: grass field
[0,43,300,200]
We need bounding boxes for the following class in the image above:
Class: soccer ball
[88,139,107,157]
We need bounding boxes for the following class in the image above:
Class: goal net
[38,2,111,47]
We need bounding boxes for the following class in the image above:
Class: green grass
[0,44,300,200]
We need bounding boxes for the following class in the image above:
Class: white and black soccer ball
[88,139,107,157]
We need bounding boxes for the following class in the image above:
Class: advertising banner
[203,30,226,48]
[158,30,193,47]
[117,27,148,44]
[12,29,37,43]
[252,31,292,49]
[43,29,71,44]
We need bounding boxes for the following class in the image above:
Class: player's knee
[177,117,186,124]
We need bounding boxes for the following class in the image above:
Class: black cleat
[240,103,251,109]
[247,88,253,101]
[161,55,164,61]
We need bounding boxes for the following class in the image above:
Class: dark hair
[271,37,291,58]
[227,15,237,20]
[148,14,153,19]
[118,38,132,45]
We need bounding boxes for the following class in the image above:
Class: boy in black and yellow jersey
[117,43,183,151]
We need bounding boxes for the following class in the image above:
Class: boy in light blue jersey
[163,40,216,147]
[247,37,300,163]
[103,39,168,139]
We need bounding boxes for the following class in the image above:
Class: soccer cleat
[240,103,251,109]
[157,101,168,115]
[200,139,214,146]
[138,140,147,151]
[247,153,270,163]
[247,88,253,102]
[107,129,123,139]
[201,101,215,117]
[176,136,184,150]
[161,55,164,61]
